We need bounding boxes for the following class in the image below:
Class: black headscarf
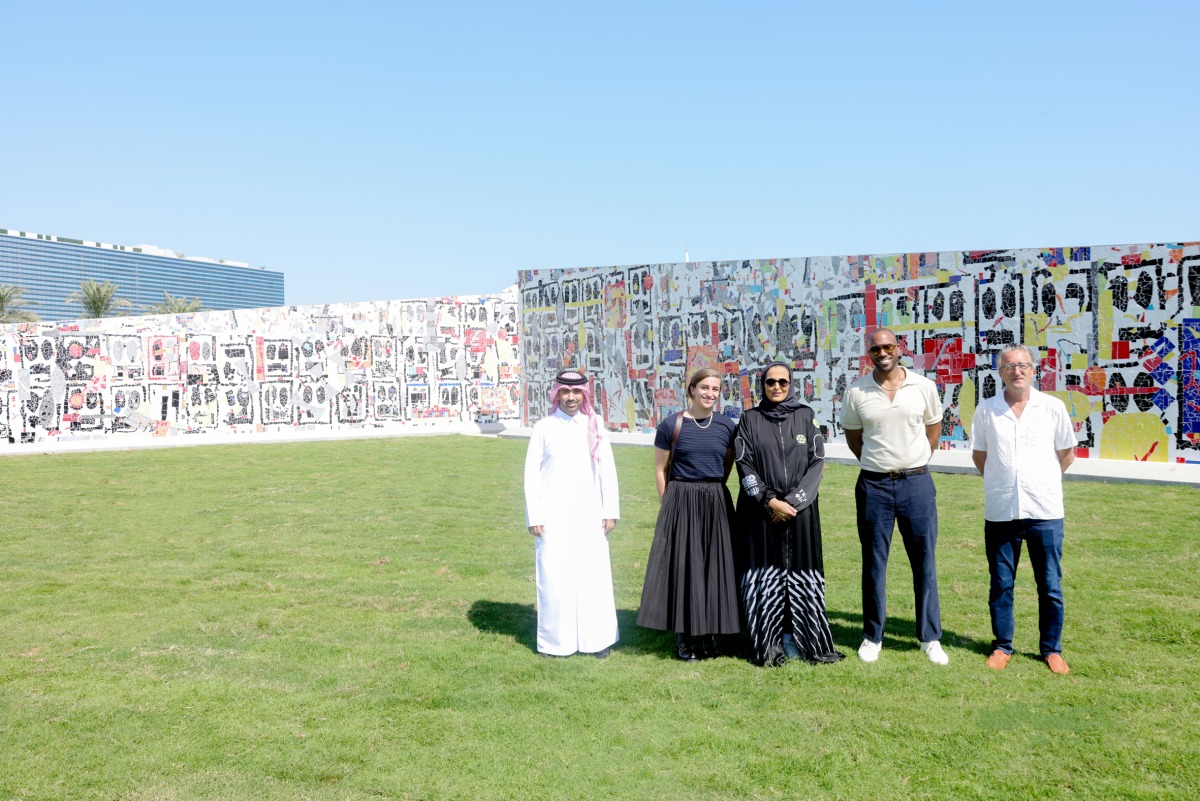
[757,361,805,422]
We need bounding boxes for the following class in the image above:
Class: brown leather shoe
[986,650,1011,670]
[1045,653,1070,675]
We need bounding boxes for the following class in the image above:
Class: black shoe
[590,647,611,659]
[759,645,788,667]
[700,635,720,660]
[675,634,700,662]
[808,650,846,664]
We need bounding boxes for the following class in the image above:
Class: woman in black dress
[637,367,740,661]
[734,361,844,667]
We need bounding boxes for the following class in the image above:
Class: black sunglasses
[764,378,790,387]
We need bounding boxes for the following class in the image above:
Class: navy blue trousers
[855,470,942,643]
[985,518,1065,656]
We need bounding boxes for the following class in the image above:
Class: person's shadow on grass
[467,600,700,658]
[825,608,991,655]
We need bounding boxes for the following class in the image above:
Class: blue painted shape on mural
[1151,336,1175,359]
[1181,319,1200,352]
[664,349,683,362]
[1152,387,1174,411]
[1072,247,1091,262]
[1042,249,1065,267]
[1151,362,1176,385]
[852,314,866,328]
[1183,380,1200,433]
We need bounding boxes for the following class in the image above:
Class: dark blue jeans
[855,470,942,644]
[985,518,1064,656]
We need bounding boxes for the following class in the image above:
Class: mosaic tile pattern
[0,290,520,446]
[519,243,1200,464]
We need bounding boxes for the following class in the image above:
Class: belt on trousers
[860,466,928,480]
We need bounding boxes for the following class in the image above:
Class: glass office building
[0,227,285,321]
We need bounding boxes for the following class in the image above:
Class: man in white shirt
[524,370,620,658]
[841,328,948,665]
[970,345,1076,675]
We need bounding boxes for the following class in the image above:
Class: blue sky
[3,1,1197,307]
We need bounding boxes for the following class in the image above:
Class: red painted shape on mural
[1111,340,1130,359]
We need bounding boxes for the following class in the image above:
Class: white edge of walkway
[497,427,1200,487]
[0,422,508,457]
[4,422,1196,487]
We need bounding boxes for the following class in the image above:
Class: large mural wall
[518,242,1200,464]
[0,289,520,447]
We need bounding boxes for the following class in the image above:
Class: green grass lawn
[1,436,1196,800]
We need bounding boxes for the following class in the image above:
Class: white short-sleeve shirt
[840,368,943,472]
[970,387,1077,521]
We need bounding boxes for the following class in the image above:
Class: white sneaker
[920,640,949,665]
[858,639,882,663]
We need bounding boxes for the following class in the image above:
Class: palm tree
[144,291,205,315]
[0,284,39,323]
[65,279,133,318]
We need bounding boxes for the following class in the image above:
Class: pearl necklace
[687,411,713,429]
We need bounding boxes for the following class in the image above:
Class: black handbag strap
[666,412,684,482]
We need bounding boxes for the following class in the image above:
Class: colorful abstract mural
[0,289,520,447]
[519,243,1200,464]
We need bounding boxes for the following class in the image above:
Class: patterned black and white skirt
[636,479,740,636]
[738,500,843,666]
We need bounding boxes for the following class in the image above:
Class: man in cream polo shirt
[841,328,948,665]
[970,345,1076,675]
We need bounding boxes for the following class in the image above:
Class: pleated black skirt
[636,480,740,635]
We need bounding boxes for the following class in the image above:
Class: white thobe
[524,409,620,656]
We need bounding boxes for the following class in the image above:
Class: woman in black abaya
[734,361,844,667]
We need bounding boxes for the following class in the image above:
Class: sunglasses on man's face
[764,378,790,388]
[868,343,897,355]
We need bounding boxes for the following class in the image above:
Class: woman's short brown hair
[686,367,722,399]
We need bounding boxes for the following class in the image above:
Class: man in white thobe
[524,370,620,658]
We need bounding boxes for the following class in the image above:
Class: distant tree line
[0,280,205,322]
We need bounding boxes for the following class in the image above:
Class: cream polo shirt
[840,368,943,472]
[970,387,1076,521]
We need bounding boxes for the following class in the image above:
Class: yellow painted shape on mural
[776,297,785,319]
[626,396,636,431]
[959,376,976,437]
[1044,390,1092,424]
[565,299,603,309]
[1099,412,1168,462]
[1097,289,1114,360]
[888,320,965,332]
[577,319,586,352]
[936,270,950,283]
[823,301,838,349]
[1070,353,1087,370]
[1024,313,1049,347]
[1050,262,1069,282]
